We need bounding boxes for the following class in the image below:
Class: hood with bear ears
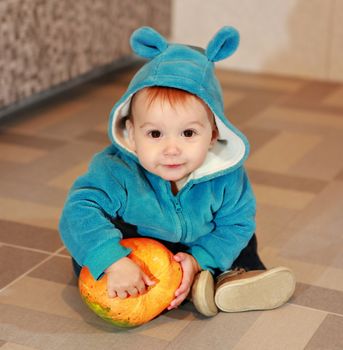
[108,26,249,183]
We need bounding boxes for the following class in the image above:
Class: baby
[59,26,295,316]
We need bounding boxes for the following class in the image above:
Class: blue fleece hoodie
[59,26,256,279]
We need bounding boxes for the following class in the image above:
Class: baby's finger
[173,252,185,262]
[142,273,156,287]
[168,292,187,310]
[127,287,139,297]
[117,291,128,299]
[176,275,192,296]
[107,289,117,298]
[136,280,147,294]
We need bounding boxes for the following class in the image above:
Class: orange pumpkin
[79,237,182,328]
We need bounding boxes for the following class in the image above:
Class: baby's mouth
[163,164,183,169]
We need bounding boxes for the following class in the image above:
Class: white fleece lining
[111,96,246,184]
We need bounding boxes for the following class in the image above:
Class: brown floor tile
[77,130,109,145]
[0,246,48,289]
[248,169,328,193]
[335,168,343,181]
[29,256,76,285]
[281,81,343,116]
[305,314,343,350]
[0,130,65,150]
[292,283,343,316]
[225,90,282,126]
[241,126,280,155]
[0,220,62,252]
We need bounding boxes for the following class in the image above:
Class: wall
[0,0,171,113]
[171,0,343,82]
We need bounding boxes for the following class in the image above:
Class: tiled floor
[1,65,343,349]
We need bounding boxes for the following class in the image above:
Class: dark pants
[72,219,266,278]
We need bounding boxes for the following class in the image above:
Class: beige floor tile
[248,106,343,134]
[0,143,46,164]
[0,197,60,230]
[260,246,343,292]
[94,121,108,133]
[0,303,167,349]
[0,178,66,207]
[2,343,38,350]
[135,309,195,341]
[253,184,315,210]
[284,180,342,233]
[222,90,245,106]
[323,87,343,107]
[255,204,298,247]
[266,181,343,267]
[289,135,343,181]
[167,310,261,350]
[246,131,322,174]
[0,276,85,321]
[232,304,327,350]
[216,69,304,92]
[49,161,89,189]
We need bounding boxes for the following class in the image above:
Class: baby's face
[126,89,218,183]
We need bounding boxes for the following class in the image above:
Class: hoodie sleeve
[59,149,131,280]
[188,167,256,272]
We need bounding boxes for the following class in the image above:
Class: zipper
[173,197,187,242]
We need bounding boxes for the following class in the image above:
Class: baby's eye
[148,130,162,138]
[182,129,197,137]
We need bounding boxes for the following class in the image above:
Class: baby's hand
[105,257,155,299]
[168,252,201,310]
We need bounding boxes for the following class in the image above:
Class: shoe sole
[192,271,218,317]
[215,267,296,312]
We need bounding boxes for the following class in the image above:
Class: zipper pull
[174,200,182,212]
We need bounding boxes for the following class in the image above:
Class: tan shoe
[191,270,218,317]
[215,266,296,312]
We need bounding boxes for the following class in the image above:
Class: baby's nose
[163,139,181,156]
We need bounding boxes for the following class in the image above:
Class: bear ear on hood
[205,26,240,62]
[130,26,168,59]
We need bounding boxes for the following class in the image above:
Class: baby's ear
[130,26,168,59]
[125,119,136,152]
[205,26,239,62]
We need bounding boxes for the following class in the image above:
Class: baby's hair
[130,87,215,125]
[144,86,200,108]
